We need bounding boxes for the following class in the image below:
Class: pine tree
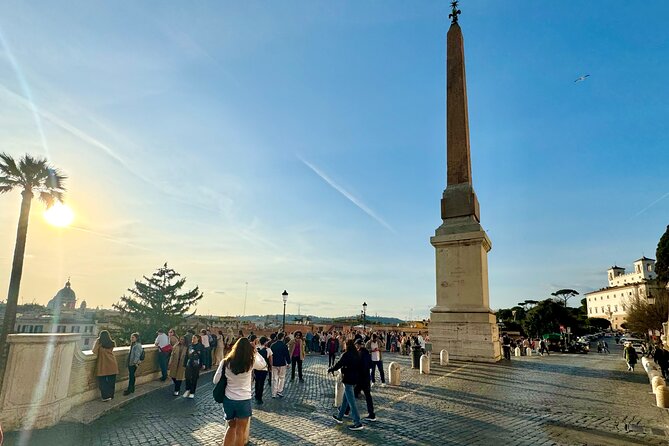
[113,263,203,344]
[656,225,669,285]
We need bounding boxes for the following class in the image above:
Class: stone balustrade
[0,333,162,431]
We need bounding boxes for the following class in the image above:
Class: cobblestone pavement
[6,343,669,446]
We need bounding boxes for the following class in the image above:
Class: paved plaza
[6,343,669,446]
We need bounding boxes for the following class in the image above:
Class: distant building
[585,257,661,330]
[15,280,98,349]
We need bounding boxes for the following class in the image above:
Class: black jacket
[357,347,372,385]
[184,342,205,368]
[330,350,361,385]
[271,340,291,367]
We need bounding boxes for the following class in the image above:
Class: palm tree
[0,153,66,389]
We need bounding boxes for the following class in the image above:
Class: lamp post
[362,302,368,331]
[282,290,288,332]
[605,308,614,330]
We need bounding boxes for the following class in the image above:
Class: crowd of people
[90,326,428,442]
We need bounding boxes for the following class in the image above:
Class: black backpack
[210,335,218,349]
[139,347,145,361]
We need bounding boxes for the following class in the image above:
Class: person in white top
[214,337,266,446]
[154,329,170,381]
[366,333,386,386]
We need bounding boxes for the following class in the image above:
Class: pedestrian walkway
[6,345,669,445]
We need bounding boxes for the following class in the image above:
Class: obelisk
[429,2,501,362]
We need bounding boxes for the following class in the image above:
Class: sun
[44,202,74,227]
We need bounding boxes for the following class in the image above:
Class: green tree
[113,263,203,345]
[551,289,579,307]
[656,225,669,285]
[0,153,66,391]
[522,299,575,338]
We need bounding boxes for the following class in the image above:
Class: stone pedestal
[430,228,501,362]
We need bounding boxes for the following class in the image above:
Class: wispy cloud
[298,155,395,233]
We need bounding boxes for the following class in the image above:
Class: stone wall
[0,333,161,431]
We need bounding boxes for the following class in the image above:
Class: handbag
[161,344,173,354]
[213,361,227,403]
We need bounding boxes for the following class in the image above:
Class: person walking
[124,332,143,395]
[270,332,290,398]
[288,331,306,382]
[603,340,610,354]
[539,339,549,356]
[624,343,639,372]
[346,338,376,422]
[214,337,267,446]
[183,334,205,398]
[154,329,171,381]
[93,330,119,401]
[168,336,188,395]
[213,330,225,366]
[254,336,272,404]
[366,334,385,387]
[327,335,338,367]
[329,340,364,431]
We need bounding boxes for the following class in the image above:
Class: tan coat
[168,343,187,381]
[93,341,119,377]
[287,338,306,361]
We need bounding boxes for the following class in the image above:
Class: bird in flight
[574,74,590,83]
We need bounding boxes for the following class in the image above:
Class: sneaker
[173,391,179,396]
[364,415,378,422]
[271,395,277,399]
[188,394,195,399]
[370,382,375,387]
[123,390,131,396]
[332,415,343,424]
[101,398,112,402]
[380,383,386,388]
[183,391,191,398]
[256,399,264,405]
[299,378,304,383]
[277,393,284,398]
[348,423,364,431]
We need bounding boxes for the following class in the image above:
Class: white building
[585,257,660,330]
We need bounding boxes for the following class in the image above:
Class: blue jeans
[338,383,360,424]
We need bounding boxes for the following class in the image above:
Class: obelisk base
[429,311,501,362]
[430,228,501,362]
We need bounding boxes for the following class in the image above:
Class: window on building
[84,338,90,346]
[622,305,626,311]
[637,265,641,273]
[648,264,653,272]
[57,326,66,333]
[34,325,43,333]
[595,307,598,313]
[614,305,618,312]
[589,308,592,314]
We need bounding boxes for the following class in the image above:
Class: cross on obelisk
[429,3,501,363]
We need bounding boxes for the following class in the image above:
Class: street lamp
[605,308,614,330]
[362,302,368,331]
[282,290,288,332]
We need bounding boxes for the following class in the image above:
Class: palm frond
[39,191,56,208]
[0,185,13,194]
[0,152,23,180]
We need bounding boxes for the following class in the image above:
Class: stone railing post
[334,371,344,407]
[388,362,400,386]
[0,334,81,431]
[420,354,430,374]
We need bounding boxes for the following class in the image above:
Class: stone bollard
[440,350,449,366]
[656,385,669,408]
[389,362,401,386]
[420,354,430,375]
[514,347,521,357]
[334,371,344,407]
[652,375,666,393]
[526,348,532,357]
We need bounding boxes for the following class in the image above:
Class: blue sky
[0,1,667,319]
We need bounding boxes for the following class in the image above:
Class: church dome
[47,280,77,309]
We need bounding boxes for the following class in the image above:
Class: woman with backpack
[213,337,267,446]
[92,330,119,401]
[124,332,143,395]
[254,336,272,404]
[169,335,188,395]
[183,334,205,398]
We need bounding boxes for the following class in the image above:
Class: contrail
[0,26,51,160]
[633,191,669,218]
[69,226,157,253]
[298,156,395,233]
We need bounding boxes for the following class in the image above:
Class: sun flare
[44,202,74,227]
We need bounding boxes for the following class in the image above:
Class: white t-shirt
[154,333,169,348]
[200,334,210,348]
[370,341,381,362]
[213,352,267,401]
[257,346,272,371]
